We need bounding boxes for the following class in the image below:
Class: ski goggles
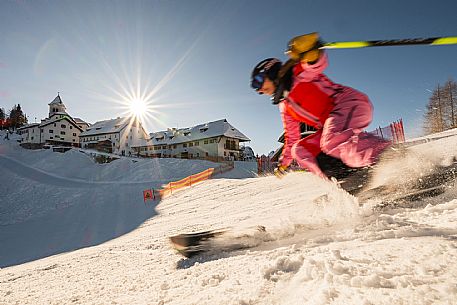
[251,72,266,92]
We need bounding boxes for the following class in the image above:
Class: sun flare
[129,98,148,117]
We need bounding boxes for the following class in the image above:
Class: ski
[169,226,268,258]
[169,229,228,258]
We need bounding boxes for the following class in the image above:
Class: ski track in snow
[1,131,457,304]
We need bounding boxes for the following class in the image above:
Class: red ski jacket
[281,53,346,129]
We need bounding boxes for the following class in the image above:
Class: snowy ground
[1,130,457,304]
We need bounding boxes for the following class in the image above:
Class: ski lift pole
[321,36,457,49]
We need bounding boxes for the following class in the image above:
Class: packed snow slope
[0,133,256,267]
[1,129,457,304]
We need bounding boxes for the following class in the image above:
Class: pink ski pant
[291,90,390,177]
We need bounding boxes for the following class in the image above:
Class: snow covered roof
[17,123,40,130]
[39,115,83,131]
[148,119,250,145]
[132,137,150,148]
[80,117,135,137]
[73,117,89,125]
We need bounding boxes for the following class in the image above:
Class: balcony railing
[224,144,241,151]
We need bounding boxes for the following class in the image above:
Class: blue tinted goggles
[251,73,265,92]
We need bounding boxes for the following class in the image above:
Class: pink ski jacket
[279,53,370,167]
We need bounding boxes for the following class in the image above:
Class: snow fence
[143,162,234,201]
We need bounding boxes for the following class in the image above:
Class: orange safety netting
[143,163,234,202]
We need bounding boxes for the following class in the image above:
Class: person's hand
[285,32,323,63]
[274,164,289,178]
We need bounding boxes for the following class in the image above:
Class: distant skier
[251,32,390,179]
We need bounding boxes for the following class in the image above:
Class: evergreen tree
[8,104,27,129]
[0,107,5,130]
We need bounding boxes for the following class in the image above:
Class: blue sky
[1,0,457,155]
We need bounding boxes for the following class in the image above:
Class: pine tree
[8,104,27,129]
[0,107,5,130]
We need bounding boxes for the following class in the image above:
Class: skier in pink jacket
[251,33,390,179]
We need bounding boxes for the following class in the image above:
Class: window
[204,140,208,145]
[61,124,66,128]
[73,133,76,136]
[49,130,54,134]
[173,145,177,149]
[189,142,193,147]
[162,145,167,149]
[61,131,66,135]
[194,141,199,146]
[183,143,187,148]
[54,123,56,127]
[70,126,72,129]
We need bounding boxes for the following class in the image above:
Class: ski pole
[321,36,457,49]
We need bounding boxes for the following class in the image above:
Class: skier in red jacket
[251,33,390,179]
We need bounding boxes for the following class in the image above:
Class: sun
[129,98,148,118]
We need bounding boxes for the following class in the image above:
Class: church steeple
[48,92,67,118]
